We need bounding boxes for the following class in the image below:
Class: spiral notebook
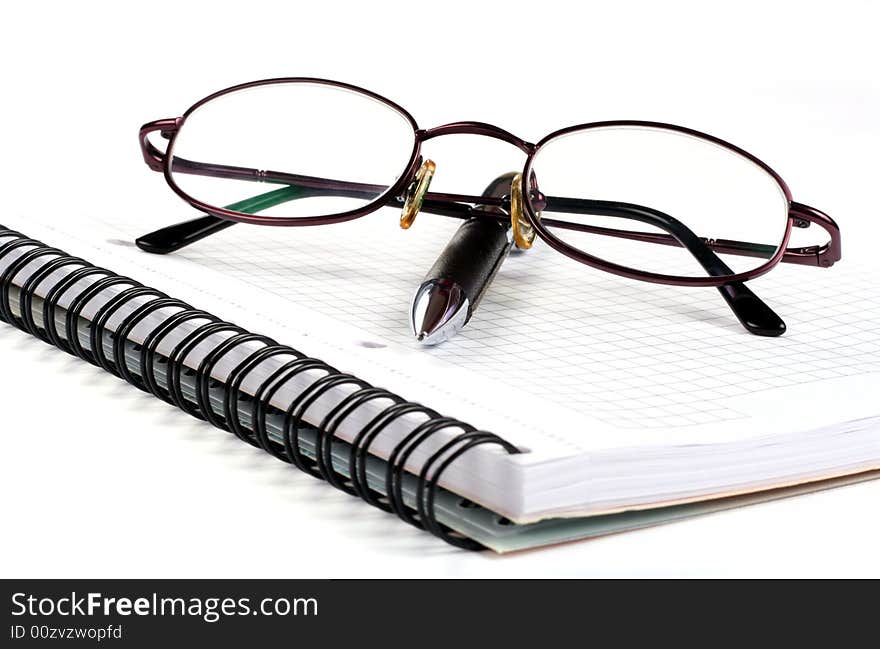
[2,212,880,552]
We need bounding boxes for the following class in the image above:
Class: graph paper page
[26,207,880,463]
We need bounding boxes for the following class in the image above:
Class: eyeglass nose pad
[400,159,436,229]
[510,172,539,250]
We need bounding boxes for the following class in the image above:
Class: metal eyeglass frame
[137,77,842,337]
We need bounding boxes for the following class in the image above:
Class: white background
[1,0,878,577]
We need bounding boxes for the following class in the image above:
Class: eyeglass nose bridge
[405,123,539,231]
[418,121,536,155]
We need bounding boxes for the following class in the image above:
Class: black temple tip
[135,215,235,255]
[717,282,786,337]
[135,231,179,254]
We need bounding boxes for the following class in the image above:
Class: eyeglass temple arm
[136,149,787,334]
[137,150,832,334]
[136,176,838,269]
[138,154,739,269]
[543,201,839,268]
[541,196,788,336]
[133,182,493,255]
[140,137,838,269]
[138,198,784,339]
[135,186,308,254]
[137,187,785,337]
[135,147,500,252]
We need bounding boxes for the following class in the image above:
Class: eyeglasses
[137,77,841,336]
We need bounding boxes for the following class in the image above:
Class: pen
[410,173,515,345]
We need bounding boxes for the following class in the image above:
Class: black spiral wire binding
[43,266,113,353]
[0,238,47,322]
[140,309,219,403]
[91,286,167,375]
[223,344,295,444]
[19,256,87,340]
[418,431,521,550]
[0,245,63,326]
[316,386,398,492]
[65,276,139,364]
[251,357,330,457]
[282,372,369,478]
[167,321,245,418]
[113,297,190,390]
[194,332,278,430]
[349,402,439,511]
[387,417,474,528]
[0,226,522,549]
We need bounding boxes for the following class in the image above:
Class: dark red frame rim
[163,77,423,228]
[521,120,795,287]
[156,77,801,287]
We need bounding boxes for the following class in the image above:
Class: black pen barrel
[424,217,511,319]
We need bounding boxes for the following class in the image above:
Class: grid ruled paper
[109,207,880,433]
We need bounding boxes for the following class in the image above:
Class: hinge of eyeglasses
[789,244,821,255]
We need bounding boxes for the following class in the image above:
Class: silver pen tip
[410,279,470,346]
